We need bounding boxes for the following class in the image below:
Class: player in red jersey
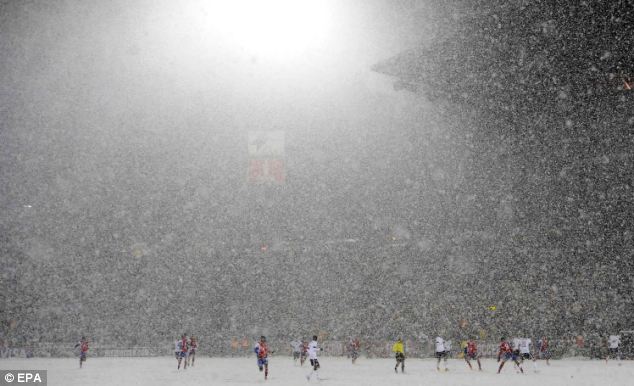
[350,338,360,364]
[463,338,482,371]
[179,334,189,370]
[300,338,308,366]
[497,337,522,374]
[537,336,551,365]
[75,336,89,368]
[254,336,270,380]
[188,336,198,367]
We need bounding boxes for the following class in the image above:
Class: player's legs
[497,360,505,373]
[264,359,269,379]
[307,359,320,380]
[498,353,510,373]
[394,353,404,372]
[608,348,619,362]
[527,353,537,371]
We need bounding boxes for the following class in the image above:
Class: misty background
[1,0,632,354]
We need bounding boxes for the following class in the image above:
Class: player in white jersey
[606,335,621,362]
[511,338,521,354]
[518,338,537,371]
[435,336,448,371]
[174,339,183,368]
[290,339,302,362]
[306,335,323,381]
[518,338,532,360]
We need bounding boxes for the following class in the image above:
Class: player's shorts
[520,352,531,360]
[175,352,180,359]
[189,349,196,355]
[538,350,551,359]
[80,352,87,361]
[500,352,513,362]
[293,351,300,359]
[608,348,619,357]
[257,357,268,368]
[395,353,405,362]
[300,352,307,358]
[179,351,188,358]
[435,351,447,359]
[465,352,478,360]
[310,359,320,370]
[351,350,359,359]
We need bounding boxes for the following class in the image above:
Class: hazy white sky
[1,0,441,216]
[2,0,431,133]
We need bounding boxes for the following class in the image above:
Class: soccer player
[230,337,239,357]
[435,336,448,371]
[75,336,89,368]
[497,337,523,374]
[607,334,621,362]
[511,337,523,372]
[518,337,537,371]
[350,338,360,364]
[537,336,551,365]
[178,334,189,370]
[290,338,302,363]
[254,336,270,380]
[392,338,405,373]
[188,336,198,367]
[306,335,322,381]
[463,338,482,371]
[300,338,308,366]
[175,338,183,368]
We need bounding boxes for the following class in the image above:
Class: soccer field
[0,357,631,386]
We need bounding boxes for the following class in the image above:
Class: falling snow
[1,0,633,384]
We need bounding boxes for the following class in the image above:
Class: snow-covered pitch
[1,357,631,386]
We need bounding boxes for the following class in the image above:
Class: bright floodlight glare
[198,0,333,60]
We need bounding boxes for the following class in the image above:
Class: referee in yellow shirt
[392,338,405,373]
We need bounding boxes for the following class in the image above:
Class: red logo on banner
[248,159,285,184]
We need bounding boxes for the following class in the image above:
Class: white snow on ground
[1,357,632,386]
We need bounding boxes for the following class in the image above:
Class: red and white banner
[248,131,285,184]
